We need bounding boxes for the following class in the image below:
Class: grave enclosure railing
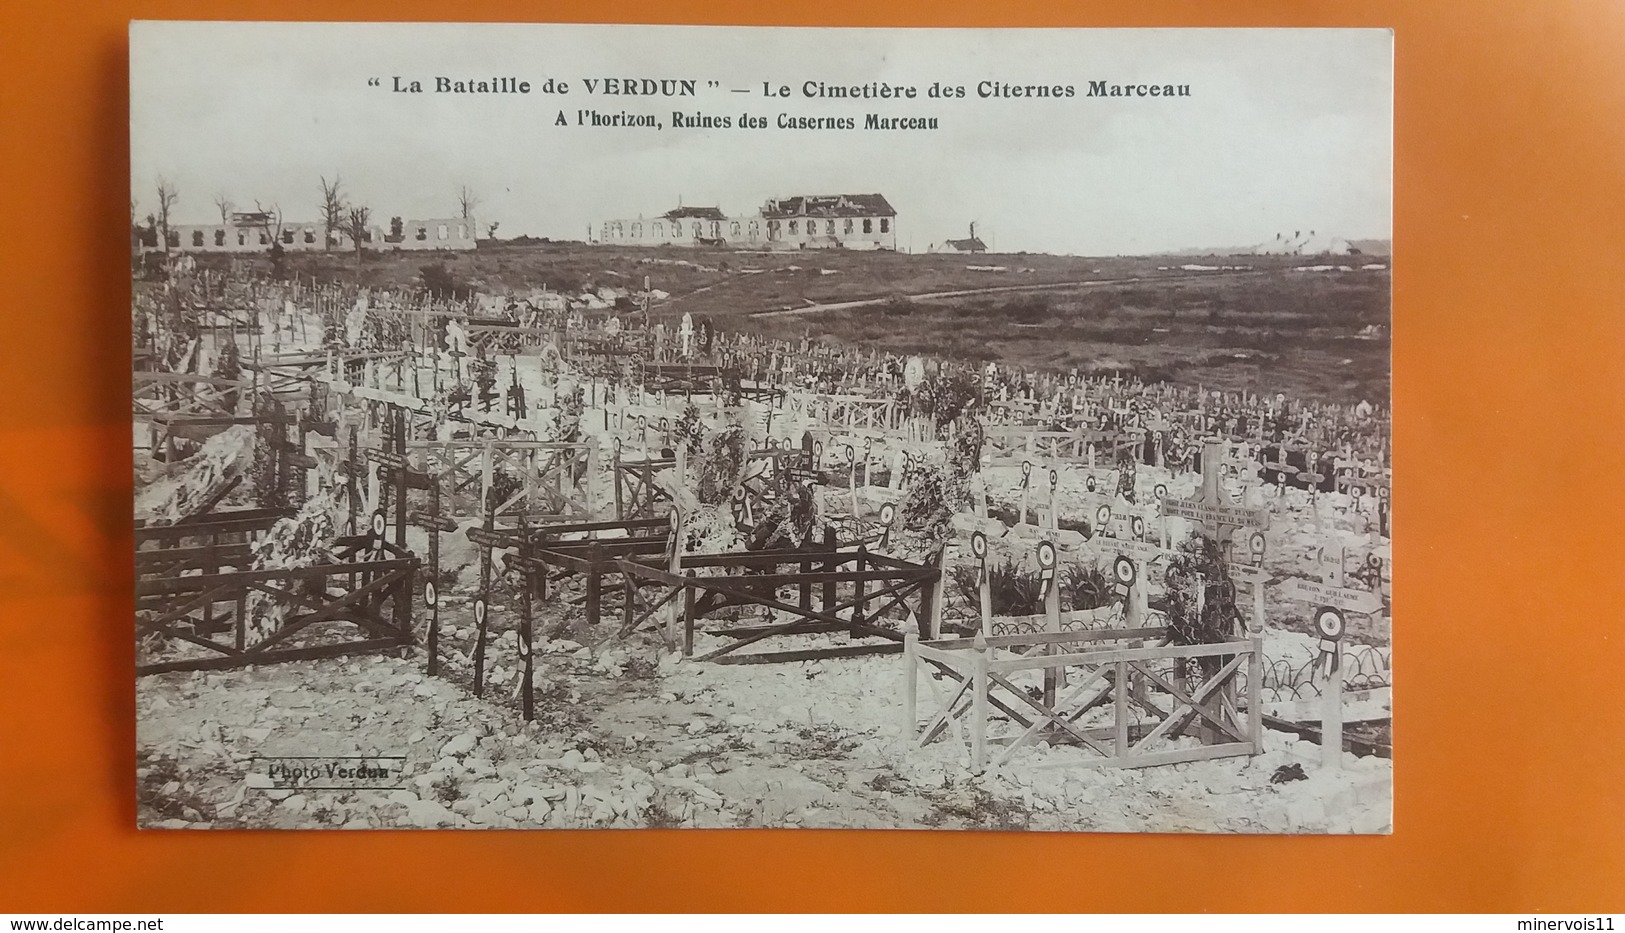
[612,447,802,523]
[903,628,1263,771]
[134,508,290,578]
[505,517,675,631]
[135,539,419,675]
[612,544,942,665]
[407,438,599,519]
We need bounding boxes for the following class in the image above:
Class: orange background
[2,0,1622,913]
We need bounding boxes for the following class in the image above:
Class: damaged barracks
[595,194,897,250]
[145,210,478,254]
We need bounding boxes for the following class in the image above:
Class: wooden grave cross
[467,510,498,697]
[970,531,992,635]
[1273,562,1384,771]
[515,515,536,721]
[846,443,860,519]
[1222,528,1271,634]
[1161,440,1270,558]
[1019,460,1033,526]
[1297,447,1327,529]
[1045,468,1060,533]
[1088,501,1164,628]
[407,479,455,677]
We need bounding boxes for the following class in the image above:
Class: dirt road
[748,269,1269,318]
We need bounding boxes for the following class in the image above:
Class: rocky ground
[136,623,1392,832]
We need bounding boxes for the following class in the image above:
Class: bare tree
[345,205,372,269]
[154,178,180,258]
[319,175,347,251]
[251,200,284,243]
[485,220,501,240]
[252,200,290,278]
[457,185,480,221]
[130,198,142,261]
[213,192,235,225]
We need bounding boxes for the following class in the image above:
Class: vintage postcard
[131,22,1392,831]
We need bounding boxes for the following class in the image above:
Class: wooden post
[848,448,860,519]
[850,545,868,638]
[1322,642,1343,770]
[346,430,360,535]
[471,509,494,697]
[682,569,696,657]
[902,632,919,750]
[668,507,682,576]
[393,407,408,549]
[1043,562,1061,709]
[585,541,603,626]
[1115,659,1130,758]
[1248,635,1265,753]
[519,522,535,722]
[821,527,837,612]
[1127,563,1148,628]
[1019,463,1032,526]
[1048,469,1060,533]
[971,633,989,771]
[425,481,442,676]
[623,574,635,633]
[613,442,625,520]
[799,532,813,611]
[480,439,494,519]
[927,548,946,640]
[585,436,601,519]
[978,565,993,637]
[1251,579,1267,633]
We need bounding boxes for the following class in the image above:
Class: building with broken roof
[595,194,897,250]
[146,211,478,253]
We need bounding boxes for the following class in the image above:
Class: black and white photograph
[130,22,1392,832]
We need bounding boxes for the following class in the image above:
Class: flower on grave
[135,424,258,524]
[1115,449,1138,504]
[486,469,525,514]
[549,379,586,444]
[1163,532,1243,678]
[673,403,705,458]
[746,482,824,552]
[213,339,243,413]
[243,489,344,644]
[470,352,497,397]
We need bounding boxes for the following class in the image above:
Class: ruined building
[144,210,478,253]
[596,194,897,250]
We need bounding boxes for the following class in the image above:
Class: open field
[212,243,1388,404]
[740,270,1392,403]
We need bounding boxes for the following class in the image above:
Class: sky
[130,23,1391,255]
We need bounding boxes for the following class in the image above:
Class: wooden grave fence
[903,628,1263,771]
